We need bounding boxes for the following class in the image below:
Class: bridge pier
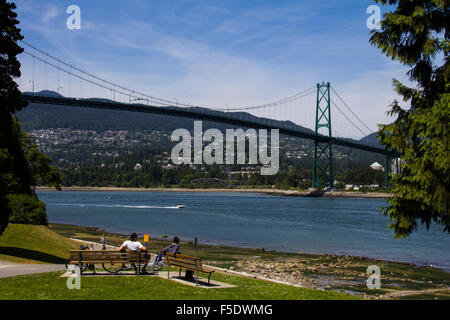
[312,82,334,189]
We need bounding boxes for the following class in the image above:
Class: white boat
[175,205,185,209]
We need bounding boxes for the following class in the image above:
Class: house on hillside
[370,162,384,171]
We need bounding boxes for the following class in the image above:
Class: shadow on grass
[0,247,66,264]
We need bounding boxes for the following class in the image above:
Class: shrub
[7,194,47,225]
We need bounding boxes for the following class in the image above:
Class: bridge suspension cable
[21,40,184,107]
[22,49,167,106]
[331,100,370,137]
[21,40,316,115]
[330,85,374,134]
[215,86,316,111]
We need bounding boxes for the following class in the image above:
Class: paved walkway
[69,238,117,250]
[0,260,65,278]
[0,239,116,279]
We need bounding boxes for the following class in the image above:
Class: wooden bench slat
[169,263,198,270]
[69,253,138,256]
[69,250,123,253]
[72,254,144,258]
[70,259,150,263]
[169,262,201,269]
[69,255,127,257]
[70,254,129,257]
[165,257,200,265]
[68,250,150,265]
[165,253,214,273]
[171,261,202,268]
[69,260,126,265]
[165,253,200,260]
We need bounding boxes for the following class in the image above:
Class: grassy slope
[0,224,80,264]
[0,271,358,300]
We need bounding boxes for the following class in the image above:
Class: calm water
[37,191,450,271]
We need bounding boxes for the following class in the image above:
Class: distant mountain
[360,132,381,147]
[32,90,64,98]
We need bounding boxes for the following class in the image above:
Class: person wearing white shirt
[119,232,148,252]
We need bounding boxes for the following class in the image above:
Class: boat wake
[54,203,182,209]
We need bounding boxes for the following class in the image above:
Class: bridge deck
[22,94,397,156]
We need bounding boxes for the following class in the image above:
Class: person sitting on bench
[153,236,180,266]
[119,232,148,252]
[153,236,195,280]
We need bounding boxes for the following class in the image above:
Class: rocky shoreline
[209,254,450,300]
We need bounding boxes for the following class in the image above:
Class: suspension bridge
[17,41,400,189]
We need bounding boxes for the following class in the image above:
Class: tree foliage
[7,193,47,225]
[23,133,63,190]
[0,0,30,235]
[370,0,449,237]
[0,1,54,233]
[0,1,27,114]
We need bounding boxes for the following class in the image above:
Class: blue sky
[15,0,410,138]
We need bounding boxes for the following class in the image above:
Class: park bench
[67,250,151,275]
[164,252,215,286]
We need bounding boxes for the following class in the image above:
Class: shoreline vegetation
[35,186,392,198]
[49,223,450,299]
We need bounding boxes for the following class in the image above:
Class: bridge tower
[312,82,334,189]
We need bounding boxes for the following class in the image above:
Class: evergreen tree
[0,0,32,235]
[0,1,58,233]
[370,0,449,237]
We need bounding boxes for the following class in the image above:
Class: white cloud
[42,5,59,22]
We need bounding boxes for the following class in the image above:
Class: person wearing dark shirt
[152,236,195,279]
[152,236,180,267]
[162,238,181,255]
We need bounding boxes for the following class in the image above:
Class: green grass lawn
[0,224,80,264]
[0,271,360,300]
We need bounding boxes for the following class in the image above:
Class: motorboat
[175,204,185,209]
